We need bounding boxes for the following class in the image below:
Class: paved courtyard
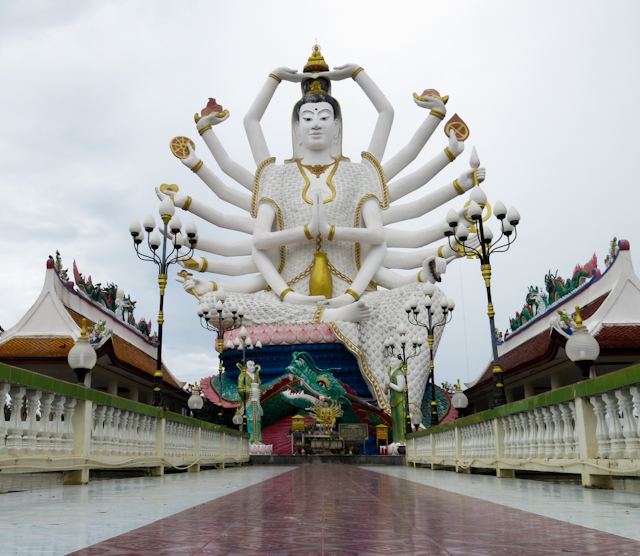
[3,465,640,555]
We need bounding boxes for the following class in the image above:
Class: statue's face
[297,102,339,152]
[246,360,255,371]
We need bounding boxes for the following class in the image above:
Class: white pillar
[107,377,118,397]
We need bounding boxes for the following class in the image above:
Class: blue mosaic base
[221,343,371,399]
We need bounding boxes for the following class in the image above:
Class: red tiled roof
[595,325,640,352]
[579,293,609,320]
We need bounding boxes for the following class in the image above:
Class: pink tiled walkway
[68,465,640,555]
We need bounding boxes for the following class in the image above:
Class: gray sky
[1,0,639,389]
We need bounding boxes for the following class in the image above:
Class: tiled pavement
[4,465,640,555]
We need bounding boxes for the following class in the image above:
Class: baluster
[513,414,523,459]
[91,405,108,455]
[110,409,122,455]
[601,392,625,459]
[49,395,66,455]
[148,417,158,457]
[522,412,532,459]
[22,389,43,455]
[130,413,141,456]
[590,395,610,458]
[102,407,115,455]
[505,416,516,458]
[121,411,132,456]
[615,388,640,458]
[630,386,640,442]
[61,398,77,455]
[540,407,554,458]
[559,402,575,458]
[6,386,27,455]
[0,382,11,455]
[530,409,542,459]
[37,392,56,455]
[549,405,565,458]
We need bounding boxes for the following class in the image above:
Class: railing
[407,363,640,488]
[0,363,250,484]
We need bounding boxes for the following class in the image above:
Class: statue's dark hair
[293,77,341,121]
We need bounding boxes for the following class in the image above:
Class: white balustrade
[408,382,640,488]
[0,378,249,482]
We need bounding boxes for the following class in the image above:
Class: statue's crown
[306,80,327,95]
[303,44,329,73]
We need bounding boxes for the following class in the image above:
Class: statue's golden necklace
[300,160,336,178]
[297,158,340,205]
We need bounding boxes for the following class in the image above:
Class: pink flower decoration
[283,330,297,344]
[271,331,283,345]
[297,329,310,344]
[259,333,271,346]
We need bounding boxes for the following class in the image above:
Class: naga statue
[166,46,486,417]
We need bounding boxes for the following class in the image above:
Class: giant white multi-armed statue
[160,46,485,416]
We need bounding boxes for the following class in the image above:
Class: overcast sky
[1,0,639,390]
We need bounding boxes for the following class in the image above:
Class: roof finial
[574,305,585,329]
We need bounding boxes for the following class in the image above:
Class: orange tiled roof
[0,337,75,358]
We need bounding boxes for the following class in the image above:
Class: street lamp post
[404,283,454,426]
[444,150,520,407]
[187,383,204,418]
[129,197,198,408]
[199,291,229,425]
[565,305,600,381]
[384,325,422,436]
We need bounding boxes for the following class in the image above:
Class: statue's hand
[322,64,359,82]
[155,187,188,209]
[197,111,229,131]
[421,256,447,284]
[308,190,322,237]
[413,95,446,112]
[177,276,213,297]
[178,256,206,272]
[317,293,354,308]
[457,167,486,193]
[448,127,464,158]
[315,190,330,237]
[282,291,326,305]
[181,143,201,171]
[272,66,303,83]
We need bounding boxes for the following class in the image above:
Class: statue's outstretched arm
[317,194,385,245]
[384,224,442,249]
[179,274,267,297]
[384,244,459,270]
[383,168,485,226]
[178,252,257,276]
[253,201,318,250]
[192,237,252,257]
[244,68,302,166]
[387,131,464,203]
[374,256,448,288]
[319,203,387,308]
[156,188,255,235]
[192,112,254,190]
[179,144,252,210]
[383,96,447,181]
[322,65,394,161]
[252,203,325,306]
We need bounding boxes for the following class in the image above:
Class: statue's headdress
[303,44,329,73]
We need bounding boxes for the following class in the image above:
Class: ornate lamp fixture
[187,383,204,418]
[67,318,97,387]
[404,283,454,426]
[451,379,469,418]
[384,324,422,435]
[129,198,198,408]
[565,305,600,381]
[444,148,520,407]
